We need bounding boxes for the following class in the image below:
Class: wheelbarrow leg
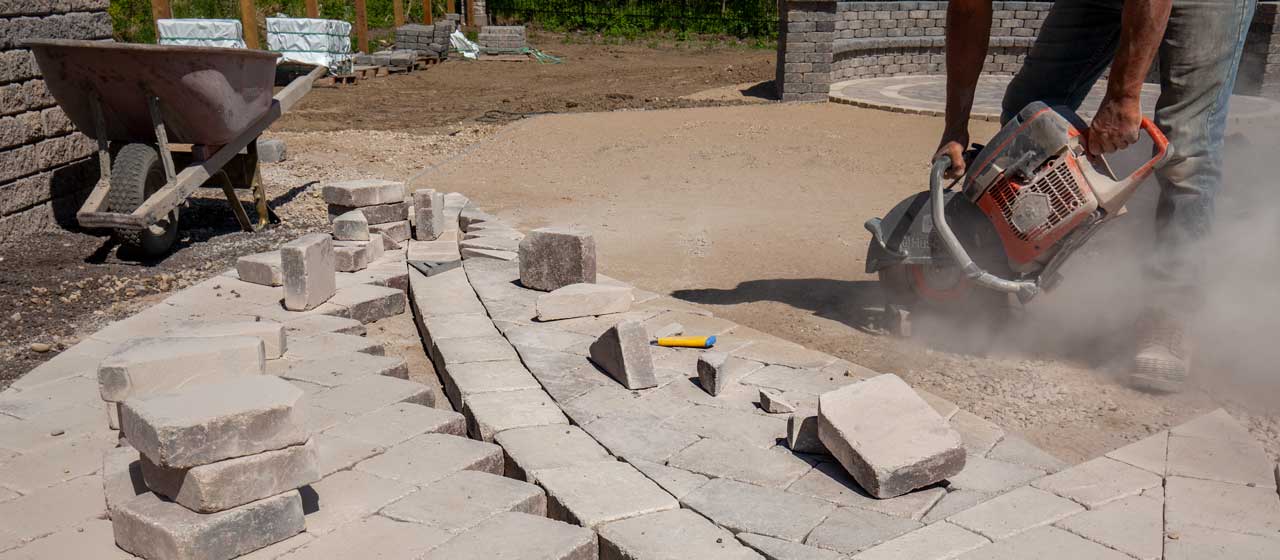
[77,95,115,217]
[147,96,177,182]
[247,140,270,229]
[212,169,257,232]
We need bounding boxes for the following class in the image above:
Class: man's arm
[937,0,993,178]
[1088,0,1171,155]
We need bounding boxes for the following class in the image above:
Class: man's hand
[1087,95,1143,156]
[934,133,969,179]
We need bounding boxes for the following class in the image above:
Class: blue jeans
[1001,0,1257,313]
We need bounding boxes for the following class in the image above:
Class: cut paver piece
[461,235,521,253]
[282,314,365,336]
[321,179,404,207]
[276,515,449,559]
[120,375,307,468]
[369,220,411,244]
[323,402,465,446]
[413,188,445,240]
[98,335,266,405]
[166,320,287,360]
[140,439,320,513]
[986,435,1067,474]
[817,374,965,499]
[759,389,795,413]
[112,490,304,560]
[850,521,989,560]
[682,478,836,543]
[281,233,337,311]
[382,470,547,532]
[1163,476,1280,538]
[946,485,1084,541]
[332,245,368,272]
[275,353,408,388]
[420,512,597,560]
[1162,523,1280,560]
[589,319,657,390]
[536,283,634,321]
[787,410,826,454]
[944,455,1045,494]
[1104,431,1167,474]
[299,469,416,535]
[1170,408,1258,442]
[949,410,1005,456]
[1031,456,1161,508]
[737,533,844,560]
[519,226,597,291]
[332,210,370,241]
[598,508,764,560]
[103,445,148,515]
[534,460,678,529]
[309,375,432,415]
[355,432,503,486]
[237,251,283,286]
[953,525,1132,560]
[461,247,517,260]
[1166,432,1276,488]
[667,438,812,488]
[803,506,923,555]
[328,201,409,225]
[462,388,569,442]
[493,425,614,481]
[1054,494,1163,560]
[697,352,764,396]
[583,414,700,463]
[323,284,406,324]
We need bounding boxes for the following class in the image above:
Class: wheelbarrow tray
[26,39,280,146]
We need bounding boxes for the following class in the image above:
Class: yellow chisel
[654,335,716,349]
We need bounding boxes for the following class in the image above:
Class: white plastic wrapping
[157,19,247,49]
[266,17,353,74]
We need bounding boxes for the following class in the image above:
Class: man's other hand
[1087,96,1142,155]
[935,135,968,179]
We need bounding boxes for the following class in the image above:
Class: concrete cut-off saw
[864,101,1170,334]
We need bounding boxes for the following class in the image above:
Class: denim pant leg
[1149,0,1257,313]
[1001,0,1125,124]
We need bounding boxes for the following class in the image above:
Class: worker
[934,0,1255,393]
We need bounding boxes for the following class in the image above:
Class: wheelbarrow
[25,39,327,256]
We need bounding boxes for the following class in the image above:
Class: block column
[776,0,837,102]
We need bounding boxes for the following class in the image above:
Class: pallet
[414,57,440,70]
[477,53,530,62]
[315,73,359,87]
[352,65,381,79]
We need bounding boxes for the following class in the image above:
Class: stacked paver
[0,0,113,237]
[395,22,455,58]
[108,376,317,560]
[477,25,527,51]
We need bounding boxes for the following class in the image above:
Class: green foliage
[487,0,777,39]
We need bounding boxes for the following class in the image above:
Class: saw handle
[1088,118,1170,184]
[1082,117,1172,214]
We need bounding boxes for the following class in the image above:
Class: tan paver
[1032,456,1162,509]
[534,461,679,529]
[382,470,546,532]
[355,433,502,487]
[947,486,1084,541]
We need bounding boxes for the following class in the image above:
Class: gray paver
[103,444,147,515]
[442,360,542,410]
[141,439,320,513]
[461,235,521,253]
[493,425,614,481]
[461,247,517,260]
[1104,431,1168,474]
[953,525,1132,560]
[310,433,381,477]
[599,508,764,560]
[741,365,854,396]
[277,515,449,559]
[0,433,114,494]
[759,389,796,414]
[583,414,701,463]
[786,462,945,520]
[355,432,502,486]
[463,388,569,442]
[420,512,598,560]
[949,410,1005,456]
[275,353,408,388]
[413,189,445,241]
[803,507,924,555]
[328,201,409,225]
[667,438,813,488]
[324,284,406,324]
[850,521,990,560]
[382,470,546,532]
[663,404,788,450]
[369,220,411,245]
[536,283,633,321]
[921,489,993,524]
[309,375,433,415]
[504,325,597,355]
[946,455,1045,494]
[1054,494,1163,560]
[112,490,304,560]
[947,486,1085,541]
[422,313,501,342]
[534,461,678,529]
[281,233,337,311]
[697,351,731,396]
[332,210,370,241]
[681,478,836,542]
[986,435,1067,474]
[321,179,403,207]
[237,251,283,286]
[1031,456,1162,509]
[436,335,520,364]
[731,341,835,370]
[323,402,464,446]
[0,476,105,552]
[1167,433,1276,488]
[285,331,383,358]
[1170,408,1257,442]
[1163,523,1280,560]
[1164,476,1280,538]
[332,245,368,272]
[166,320,287,360]
[299,469,416,535]
[0,519,133,559]
[786,410,826,454]
[818,374,965,498]
[518,226,597,291]
[121,375,307,469]
[630,459,710,500]
[737,533,844,560]
[97,335,266,404]
[590,319,658,390]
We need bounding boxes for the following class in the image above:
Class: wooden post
[355,0,369,53]
[424,0,433,24]
[305,0,318,17]
[150,0,171,39]
[394,0,405,27]
[447,0,455,16]
[465,0,475,26]
[239,0,259,49]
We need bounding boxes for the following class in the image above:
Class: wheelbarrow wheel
[108,143,179,257]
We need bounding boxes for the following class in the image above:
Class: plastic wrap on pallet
[266,17,353,74]
[157,19,247,49]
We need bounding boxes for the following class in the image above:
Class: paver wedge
[589,319,657,390]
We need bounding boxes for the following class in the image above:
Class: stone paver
[536,283,633,321]
[850,521,990,560]
[309,375,432,416]
[442,360,542,410]
[583,414,701,463]
[737,533,843,560]
[598,508,764,560]
[731,341,835,370]
[0,519,133,559]
[504,325,597,355]
[0,475,105,551]
[742,365,853,397]
[786,462,945,520]
[369,220,411,245]
[818,374,964,499]
[278,515,449,559]
[283,314,366,336]
[947,486,1085,541]
[355,432,502,487]
[758,389,795,414]
[112,490,304,560]
[1032,456,1162,509]
[1163,523,1280,560]
[949,410,1005,456]
[946,455,1045,494]
[166,320,288,360]
[333,245,369,273]
[0,433,114,494]
[1054,493,1163,560]
[589,320,657,390]
[300,469,416,535]
[321,179,403,207]
[986,435,1067,474]
[281,233,336,311]
[322,284,405,324]
[1166,433,1276,488]
[1170,409,1257,442]
[329,201,409,225]
[310,433,381,477]
[519,226,597,291]
[237,251,283,286]
[436,335,520,364]
[493,425,614,481]
[323,402,464,446]
[462,388,569,442]
[1164,476,1280,538]
[285,331,384,358]
[420,512,597,560]
[142,439,320,513]
[275,353,408,388]
[952,525,1133,560]
[921,490,993,524]
[662,404,787,450]
[413,189,445,241]
[697,351,730,396]
[332,210,369,241]
[667,438,813,488]
[803,506,923,555]
[121,375,307,469]
[786,410,825,454]
[422,313,502,343]
[97,335,266,404]
[681,478,836,542]
[382,470,546,532]
[630,459,711,500]
[535,461,678,528]
[1104,431,1168,475]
